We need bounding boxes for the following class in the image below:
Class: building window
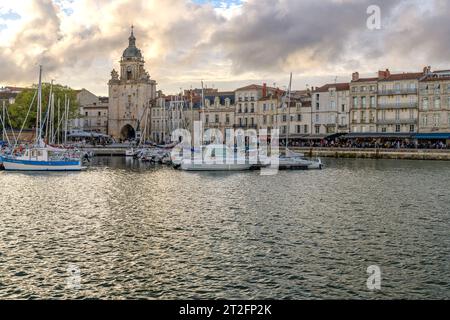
[297,114,302,122]
[353,97,358,108]
[315,114,319,123]
[434,97,441,109]
[215,114,219,123]
[85,112,88,116]
[409,125,415,132]
[423,98,429,110]
[361,96,366,108]
[205,115,209,123]
[330,101,336,109]
[315,126,320,134]
[370,96,375,107]
[433,114,440,127]
[381,127,387,133]
[395,125,401,133]
[98,111,101,116]
[282,115,287,122]
[341,104,345,112]
[296,125,301,134]
[226,114,230,124]
[304,125,308,134]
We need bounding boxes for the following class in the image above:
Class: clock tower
[108,26,157,140]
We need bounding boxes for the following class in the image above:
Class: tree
[7,83,80,130]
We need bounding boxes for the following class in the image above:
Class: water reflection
[0,158,449,299]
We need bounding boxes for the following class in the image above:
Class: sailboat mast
[36,65,43,144]
[50,93,55,144]
[201,81,205,124]
[286,72,292,153]
[64,96,69,144]
[2,100,5,142]
[45,80,54,143]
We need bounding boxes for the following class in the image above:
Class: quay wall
[83,147,450,160]
[291,148,450,161]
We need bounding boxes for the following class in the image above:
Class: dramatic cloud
[0,0,449,94]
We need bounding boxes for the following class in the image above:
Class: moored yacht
[179,144,252,171]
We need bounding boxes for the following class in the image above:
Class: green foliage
[6,83,79,129]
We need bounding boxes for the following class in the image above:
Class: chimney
[262,83,267,98]
[385,69,391,78]
[352,72,359,82]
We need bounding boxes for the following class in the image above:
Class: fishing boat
[179,144,252,171]
[2,147,82,171]
[2,66,83,172]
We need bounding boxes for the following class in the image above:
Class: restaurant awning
[413,133,450,140]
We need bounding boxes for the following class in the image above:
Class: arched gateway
[120,124,135,140]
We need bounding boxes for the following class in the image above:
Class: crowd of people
[284,139,449,150]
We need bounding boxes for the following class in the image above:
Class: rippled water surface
[0,157,449,299]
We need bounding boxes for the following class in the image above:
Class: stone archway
[120,124,136,140]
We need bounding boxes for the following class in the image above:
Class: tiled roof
[420,76,450,82]
[313,83,350,93]
[351,77,378,83]
[0,92,17,99]
[380,72,423,81]
[235,84,280,92]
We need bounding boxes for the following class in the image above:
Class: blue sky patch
[0,9,21,21]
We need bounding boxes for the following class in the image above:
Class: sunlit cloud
[0,0,449,95]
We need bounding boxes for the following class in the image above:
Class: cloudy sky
[0,0,449,95]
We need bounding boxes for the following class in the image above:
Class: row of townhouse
[349,67,450,135]
[70,67,450,143]
[148,67,450,145]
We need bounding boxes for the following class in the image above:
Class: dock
[291,147,450,161]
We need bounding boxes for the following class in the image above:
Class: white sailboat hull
[278,157,323,170]
[2,158,82,171]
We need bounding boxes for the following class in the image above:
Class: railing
[377,102,418,109]
[234,124,258,129]
[377,118,417,125]
[378,88,418,95]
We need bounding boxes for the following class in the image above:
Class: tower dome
[122,26,143,59]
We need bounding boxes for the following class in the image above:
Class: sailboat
[2,66,83,171]
[278,73,323,170]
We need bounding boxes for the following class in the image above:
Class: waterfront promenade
[291,147,450,161]
[79,145,450,161]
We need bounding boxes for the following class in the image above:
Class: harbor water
[0,158,449,299]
